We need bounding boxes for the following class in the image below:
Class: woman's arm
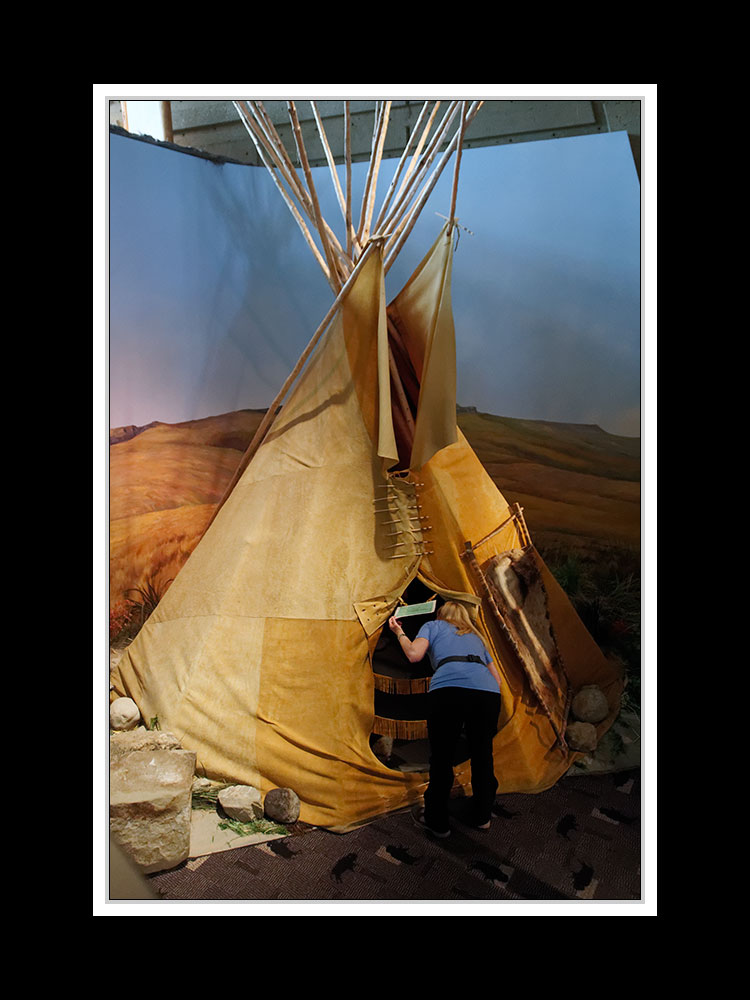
[485,659,503,691]
[388,617,429,663]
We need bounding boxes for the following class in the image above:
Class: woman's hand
[388,616,404,634]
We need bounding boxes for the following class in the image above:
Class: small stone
[571,685,610,724]
[264,787,300,824]
[218,785,263,822]
[566,721,598,752]
[373,735,394,762]
[110,697,141,731]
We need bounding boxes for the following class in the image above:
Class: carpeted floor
[144,769,641,905]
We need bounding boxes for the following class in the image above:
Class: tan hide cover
[111,226,623,831]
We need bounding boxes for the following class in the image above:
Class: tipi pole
[203,240,383,531]
[372,100,438,235]
[345,101,353,259]
[234,101,334,288]
[241,102,313,217]
[311,101,361,258]
[287,101,343,292]
[241,101,350,290]
[448,101,468,227]
[378,101,459,240]
[385,101,483,272]
[359,100,391,245]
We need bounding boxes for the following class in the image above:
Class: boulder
[110,697,141,731]
[264,787,301,824]
[571,685,610,724]
[566,721,598,753]
[110,729,183,760]
[110,748,196,874]
[218,785,263,822]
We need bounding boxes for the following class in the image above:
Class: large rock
[218,785,263,822]
[571,685,610,724]
[264,788,300,824]
[110,729,183,760]
[566,721,598,752]
[110,697,141,731]
[110,748,196,874]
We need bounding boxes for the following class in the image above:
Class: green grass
[218,817,289,837]
[542,543,641,710]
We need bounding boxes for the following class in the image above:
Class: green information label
[394,600,437,619]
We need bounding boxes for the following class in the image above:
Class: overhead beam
[162,99,641,178]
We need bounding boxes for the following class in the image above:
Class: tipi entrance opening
[369,577,472,772]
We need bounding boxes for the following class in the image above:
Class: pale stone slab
[110,748,196,874]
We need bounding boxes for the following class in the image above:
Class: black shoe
[450,799,491,830]
[411,804,451,838]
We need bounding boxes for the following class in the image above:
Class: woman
[389,601,503,838]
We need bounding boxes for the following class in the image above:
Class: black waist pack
[436,655,483,668]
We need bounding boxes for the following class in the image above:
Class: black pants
[423,686,502,833]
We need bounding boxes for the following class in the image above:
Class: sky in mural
[108,108,641,437]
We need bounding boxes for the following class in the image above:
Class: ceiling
[111,98,641,179]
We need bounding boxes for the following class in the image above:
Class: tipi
[110,100,624,831]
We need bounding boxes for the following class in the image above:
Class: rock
[110,748,196,874]
[566,721,598,752]
[372,735,394,762]
[264,787,301,824]
[110,697,141,731]
[571,685,610,724]
[218,785,263,822]
[110,729,183,760]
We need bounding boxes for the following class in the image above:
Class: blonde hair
[437,601,486,642]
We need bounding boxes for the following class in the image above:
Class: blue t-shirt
[416,620,500,694]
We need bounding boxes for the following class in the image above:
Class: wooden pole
[287,101,342,291]
[345,102,353,260]
[233,101,335,289]
[311,101,361,259]
[160,101,174,143]
[361,100,391,244]
[372,100,436,235]
[241,102,311,213]
[357,101,385,242]
[379,101,460,239]
[448,100,468,227]
[385,101,483,272]
[388,347,416,440]
[247,101,350,281]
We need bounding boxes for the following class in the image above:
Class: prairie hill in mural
[109,406,640,632]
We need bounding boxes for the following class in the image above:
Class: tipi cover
[111,222,624,831]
